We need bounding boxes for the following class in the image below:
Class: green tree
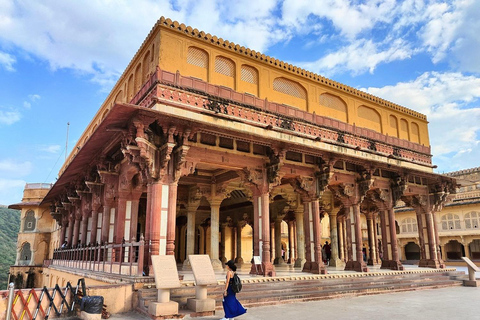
[0,207,20,289]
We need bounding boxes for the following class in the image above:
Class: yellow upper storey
[62,17,431,174]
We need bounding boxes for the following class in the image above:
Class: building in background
[7,17,457,292]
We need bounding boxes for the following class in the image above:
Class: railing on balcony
[51,238,145,277]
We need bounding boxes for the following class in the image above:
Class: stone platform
[137,264,466,316]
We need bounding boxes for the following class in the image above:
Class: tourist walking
[221,260,247,320]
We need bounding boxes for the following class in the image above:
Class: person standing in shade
[221,260,247,320]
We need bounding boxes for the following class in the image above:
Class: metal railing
[51,239,145,276]
[5,278,86,320]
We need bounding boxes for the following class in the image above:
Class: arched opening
[468,239,480,259]
[404,242,420,260]
[24,210,36,232]
[445,240,464,260]
[20,242,32,265]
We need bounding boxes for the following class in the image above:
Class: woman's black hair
[226,260,237,271]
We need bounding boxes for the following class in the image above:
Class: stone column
[235,223,243,264]
[66,214,74,247]
[366,212,376,265]
[294,206,306,268]
[338,215,345,262]
[220,223,227,263]
[329,208,344,268]
[209,200,222,269]
[270,222,275,262]
[415,210,427,262]
[311,200,327,274]
[432,211,445,267]
[80,212,89,245]
[149,181,164,256]
[72,211,81,247]
[260,192,274,275]
[387,207,403,270]
[166,182,178,256]
[274,217,285,265]
[379,210,390,266]
[183,204,197,268]
[101,204,111,244]
[115,196,127,245]
[90,210,99,245]
[288,220,295,264]
[373,213,380,264]
[344,207,353,263]
[353,204,368,272]
[231,226,237,261]
[60,218,67,246]
[302,200,312,272]
[129,195,141,242]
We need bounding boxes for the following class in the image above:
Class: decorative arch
[404,242,420,260]
[114,90,124,103]
[20,242,32,265]
[215,56,235,77]
[24,210,36,232]
[187,46,208,68]
[127,74,134,102]
[134,63,142,92]
[273,77,307,100]
[357,105,382,133]
[469,239,480,259]
[441,213,461,230]
[319,93,347,122]
[389,115,399,137]
[241,65,258,84]
[445,239,464,260]
[399,118,409,140]
[143,50,151,83]
[411,122,420,143]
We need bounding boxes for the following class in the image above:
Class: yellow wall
[62,17,431,174]
[157,27,430,146]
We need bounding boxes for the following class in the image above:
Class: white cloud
[363,72,480,172]
[0,0,284,89]
[0,178,26,206]
[38,145,61,154]
[0,109,21,125]
[0,159,33,178]
[28,94,41,102]
[297,38,414,76]
[0,51,16,71]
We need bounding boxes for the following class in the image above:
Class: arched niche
[357,105,382,133]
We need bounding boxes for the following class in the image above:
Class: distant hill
[0,207,20,290]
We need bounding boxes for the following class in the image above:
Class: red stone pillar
[337,215,345,262]
[90,210,99,245]
[432,211,445,267]
[311,200,327,274]
[66,214,74,247]
[60,218,67,246]
[235,223,243,264]
[373,213,380,264]
[72,211,81,247]
[366,212,375,265]
[149,181,163,256]
[273,217,285,265]
[415,209,427,263]
[260,192,274,275]
[344,207,353,263]
[353,204,368,272]
[379,210,390,267]
[115,196,127,245]
[101,204,111,244]
[302,200,312,272]
[288,220,295,264]
[166,182,178,256]
[388,207,404,270]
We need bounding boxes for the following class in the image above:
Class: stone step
[136,271,464,312]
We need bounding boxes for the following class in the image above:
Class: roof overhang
[41,103,151,204]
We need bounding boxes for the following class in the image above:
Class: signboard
[189,255,217,286]
[151,255,181,289]
[253,256,262,265]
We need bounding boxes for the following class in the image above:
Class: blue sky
[1,0,479,205]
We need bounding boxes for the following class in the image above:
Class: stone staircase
[137,269,465,314]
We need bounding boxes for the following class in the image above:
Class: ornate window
[24,210,36,232]
[319,93,347,113]
[187,47,208,68]
[465,211,480,229]
[20,242,32,265]
[441,213,461,230]
[401,218,417,233]
[241,65,258,84]
[215,56,235,77]
[273,77,306,99]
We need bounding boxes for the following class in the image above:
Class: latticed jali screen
[215,56,235,77]
[187,47,208,68]
[319,93,346,112]
[241,65,258,84]
[273,78,306,99]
